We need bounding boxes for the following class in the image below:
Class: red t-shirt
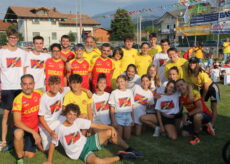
[60,50,75,61]
[69,59,91,89]
[179,90,212,116]
[91,57,114,92]
[12,90,43,132]
[45,58,65,91]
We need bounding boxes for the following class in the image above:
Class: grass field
[1,84,230,164]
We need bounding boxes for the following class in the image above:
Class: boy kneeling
[44,104,141,164]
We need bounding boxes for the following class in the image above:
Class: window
[167,25,169,29]
[32,32,40,37]
[52,32,57,40]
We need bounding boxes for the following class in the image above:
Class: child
[92,73,111,125]
[135,42,153,76]
[91,43,114,92]
[109,75,134,140]
[67,44,91,89]
[45,43,66,91]
[39,76,66,151]
[44,103,141,164]
[112,48,123,89]
[124,64,141,89]
[208,54,214,69]
[133,75,154,136]
[155,80,180,140]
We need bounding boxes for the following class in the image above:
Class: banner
[176,24,211,36]
[219,10,230,22]
[190,13,219,26]
[211,22,230,34]
[188,2,211,15]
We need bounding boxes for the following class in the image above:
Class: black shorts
[1,90,21,110]
[161,115,176,125]
[13,127,36,153]
[201,83,220,103]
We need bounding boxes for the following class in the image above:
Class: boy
[121,35,139,73]
[91,43,114,92]
[45,43,66,91]
[44,104,141,164]
[39,76,66,151]
[60,35,75,62]
[148,33,162,57]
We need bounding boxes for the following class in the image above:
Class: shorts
[79,134,103,163]
[134,107,146,125]
[13,126,36,153]
[115,112,132,126]
[161,115,176,125]
[201,83,220,103]
[183,113,212,133]
[1,90,21,110]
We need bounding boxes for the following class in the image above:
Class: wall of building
[93,28,110,42]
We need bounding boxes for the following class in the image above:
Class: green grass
[1,84,230,164]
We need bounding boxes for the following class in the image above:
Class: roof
[156,9,186,24]
[0,19,14,31]
[60,14,100,25]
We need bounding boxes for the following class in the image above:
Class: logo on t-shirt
[134,94,148,105]
[50,100,61,114]
[65,131,80,145]
[6,57,21,68]
[161,101,175,110]
[151,88,157,95]
[119,97,131,107]
[95,101,109,112]
[31,60,44,69]
[159,59,169,67]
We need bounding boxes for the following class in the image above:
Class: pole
[195,35,197,46]
[136,16,138,44]
[76,1,78,43]
[139,15,142,44]
[79,0,82,43]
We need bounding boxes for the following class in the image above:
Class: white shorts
[134,107,146,125]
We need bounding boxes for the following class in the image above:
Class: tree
[110,8,134,41]
[68,31,76,42]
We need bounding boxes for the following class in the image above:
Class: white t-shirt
[0,48,26,90]
[92,92,111,125]
[153,52,169,83]
[122,72,141,89]
[157,81,168,94]
[155,92,180,117]
[52,118,91,160]
[25,51,51,89]
[133,85,154,110]
[109,89,134,113]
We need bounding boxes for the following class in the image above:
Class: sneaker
[205,123,215,136]
[0,141,6,151]
[189,136,200,145]
[152,126,160,137]
[118,151,136,160]
[1,142,13,152]
[17,158,25,164]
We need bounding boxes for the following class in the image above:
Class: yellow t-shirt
[63,91,93,114]
[194,47,204,59]
[223,42,230,53]
[188,71,212,88]
[83,48,101,64]
[135,55,152,76]
[165,58,187,79]
[148,45,162,57]
[111,59,122,89]
[121,48,138,72]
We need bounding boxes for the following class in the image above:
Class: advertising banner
[211,22,230,34]
[176,24,211,36]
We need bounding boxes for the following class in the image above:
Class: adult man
[0,29,27,149]
[165,47,188,80]
[60,35,75,62]
[83,36,101,63]
[12,74,43,163]
[153,39,170,82]
[24,36,51,90]
[148,33,162,57]
[223,38,230,63]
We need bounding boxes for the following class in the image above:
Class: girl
[176,79,214,145]
[135,42,153,76]
[112,48,123,89]
[109,75,134,139]
[155,80,180,140]
[92,73,111,125]
[133,75,154,136]
[124,64,141,89]
[186,57,220,126]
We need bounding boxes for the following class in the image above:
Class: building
[92,28,110,42]
[0,19,14,33]
[4,6,100,47]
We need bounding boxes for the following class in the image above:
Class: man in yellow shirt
[121,35,139,73]
[83,36,101,63]
[165,47,188,79]
[193,42,204,63]
[223,38,230,63]
[148,33,162,58]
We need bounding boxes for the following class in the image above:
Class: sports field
[1,84,230,164]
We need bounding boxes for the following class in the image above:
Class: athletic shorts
[79,134,103,163]
[1,90,21,110]
[201,83,220,103]
[115,112,132,126]
[161,115,176,125]
[13,126,36,153]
